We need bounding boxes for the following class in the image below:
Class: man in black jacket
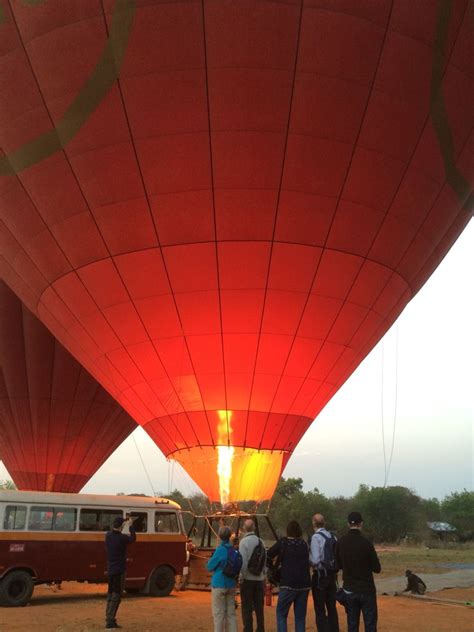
[335,512,381,632]
[105,516,136,629]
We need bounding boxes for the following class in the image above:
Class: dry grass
[376,544,474,577]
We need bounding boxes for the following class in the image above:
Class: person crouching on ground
[403,570,427,595]
[105,516,136,629]
[239,518,266,632]
[267,520,311,632]
[310,513,339,632]
[335,512,381,632]
[207,526,238,632]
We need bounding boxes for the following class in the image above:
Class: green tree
[420,497,442,522]
[352,485,422,542]
[268,477,333,538]
[442,490,474,539]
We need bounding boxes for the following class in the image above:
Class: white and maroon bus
[0,490,189,607]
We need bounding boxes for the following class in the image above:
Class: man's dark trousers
[345,591,377,632]
[240,579,265,632]
[311,572,339,632]
[106,573,125,626]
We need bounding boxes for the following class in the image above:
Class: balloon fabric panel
[0,1,472,501]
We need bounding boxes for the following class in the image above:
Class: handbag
[267,538,287,586]
[335,586,349,609]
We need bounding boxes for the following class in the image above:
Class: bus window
[80,508,123,531]
[128,512,147,533]
[29,506,54,530]
[53,508,77,531]
[155,511,179,533]
[3,505,27,530]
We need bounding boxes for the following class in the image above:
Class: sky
[1,222,473,501]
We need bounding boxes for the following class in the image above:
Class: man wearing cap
[335,512,381,632]
[105,516,137,629]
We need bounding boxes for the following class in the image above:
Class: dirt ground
[429,586,474,602]
[0,583,473,632]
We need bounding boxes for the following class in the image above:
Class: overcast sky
[1,222,473,501]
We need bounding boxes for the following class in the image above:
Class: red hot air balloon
[0,1,472,502]
[0,282,137,493]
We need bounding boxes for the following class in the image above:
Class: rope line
[132,432,156,497]
[384,325,399,487]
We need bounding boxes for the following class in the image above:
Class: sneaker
[105,624,121,629]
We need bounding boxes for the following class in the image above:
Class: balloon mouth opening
[171,445,287,503]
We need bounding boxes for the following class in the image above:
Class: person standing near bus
[105,516,136,629]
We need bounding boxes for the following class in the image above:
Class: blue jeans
[345,591,377,632]
[276,588,309,632]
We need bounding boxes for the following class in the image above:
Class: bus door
[26,505,78,580]
[78,508,123,581]
[122,511,149,586]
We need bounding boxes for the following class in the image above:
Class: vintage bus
[0,490,189,607]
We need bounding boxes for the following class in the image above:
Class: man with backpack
[239,519,266,632]
[207,526,241,632]
[310,513,339,632]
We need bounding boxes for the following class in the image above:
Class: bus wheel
[0,570,34,607]
[149,566,175,597]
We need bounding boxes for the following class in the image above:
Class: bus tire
[148,565,175,597]
[0,570,34,607]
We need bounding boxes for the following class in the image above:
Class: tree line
[166,478,474,544]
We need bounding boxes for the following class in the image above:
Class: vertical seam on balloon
[60,366,96,489]
[268,0,397,452]
[200,0,230,446]
[430,0,472,206]
[0,289,33,485]
[293,2,470,427]
[20,299,41,487]
[53,352,82,487]
[3,2,192,454]
[96,0,207,451]
[241,0,304,452]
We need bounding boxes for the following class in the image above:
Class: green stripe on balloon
[430,0,472,209]
[0,0,136,175]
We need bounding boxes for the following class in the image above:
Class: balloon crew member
[403,570,427,595]
[105,516,137,629]
[335,512,381,632]
[310,513,339,632]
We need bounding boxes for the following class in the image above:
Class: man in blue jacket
[105,516,136,629]
[207,526,238,632]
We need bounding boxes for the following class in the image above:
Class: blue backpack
[223,547,243,578]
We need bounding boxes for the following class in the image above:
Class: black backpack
[247,538,266,575]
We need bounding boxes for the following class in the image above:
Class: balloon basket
[182,508,278,591]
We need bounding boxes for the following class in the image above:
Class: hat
[113,516,125,528]
[348,511,363,525]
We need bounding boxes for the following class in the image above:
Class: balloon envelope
[0,283,137,492]
[0,1,472,501]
